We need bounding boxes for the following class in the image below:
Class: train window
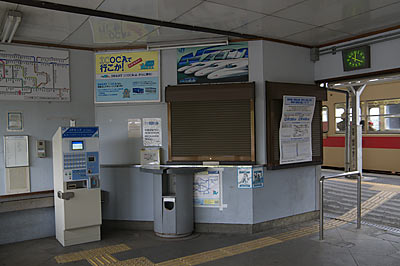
[335,103,364,133]
[335,104,346,133]
[367,99,400,133]
[322,106,328,133]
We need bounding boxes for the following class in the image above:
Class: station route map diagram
[0,44,70,102]
[193,171,221,207]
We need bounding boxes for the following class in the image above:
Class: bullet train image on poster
[182,61,217,75]
[194,60,238,77]
[207,59,248,80]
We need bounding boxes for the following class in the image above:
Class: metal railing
[319,171,362,240]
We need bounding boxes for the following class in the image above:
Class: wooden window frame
[266,81,327,170]
[166,82,256,164]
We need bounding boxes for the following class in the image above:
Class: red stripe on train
[323,136,400,149]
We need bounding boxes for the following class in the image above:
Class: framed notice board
[266,82,327,170]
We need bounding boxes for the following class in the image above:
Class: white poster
[280,96,315,164]
[4,136,29,167]
[237,168,252,188]
[128,118,141,138]
[194,170,221,206]
[143,118,162,146]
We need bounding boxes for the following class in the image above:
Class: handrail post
[357,173,362,229]
[319,177,324,240]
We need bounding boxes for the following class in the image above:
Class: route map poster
[194,170,221,207]
[279,96,315,165]
[177,42,248,84]
[95,50,160,103]
[0,44,70,102]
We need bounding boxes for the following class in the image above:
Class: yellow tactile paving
[156,236,282,266]
[55,244,130,263]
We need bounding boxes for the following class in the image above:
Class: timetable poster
[279,96,315,165]
[95,50,160,103]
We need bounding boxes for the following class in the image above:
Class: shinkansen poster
[177,42,248,84]
[95,50,160,103]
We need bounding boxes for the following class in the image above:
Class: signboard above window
[177,42,248,84]
[95,50,160,103]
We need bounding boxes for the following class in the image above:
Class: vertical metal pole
[345,92,351,172]
[354,84,366,229]
[319,178,324,240]
[357,173,362,228]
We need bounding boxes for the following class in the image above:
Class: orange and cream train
[322,80,400,174]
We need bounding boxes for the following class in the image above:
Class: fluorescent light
[147,37,228,50]
[1,11,22,43]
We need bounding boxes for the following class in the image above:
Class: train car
[322,80,400,174]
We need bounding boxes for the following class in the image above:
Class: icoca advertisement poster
[177,42,248,84]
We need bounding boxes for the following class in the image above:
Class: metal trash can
[142,167,206,238]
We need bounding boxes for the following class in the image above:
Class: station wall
[98,40,319,225]
[0,48,95,244]
[0,48,95,195]
[314,30,400,80]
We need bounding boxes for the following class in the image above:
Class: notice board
[4,135,29,167]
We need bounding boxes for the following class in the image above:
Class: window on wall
[322,106,329,133]
[367,99,400,133]
[166,82,255,163]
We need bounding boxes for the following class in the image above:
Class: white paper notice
[128,119,141,138]
[279,96,315,164]
[143,118,162,146]
[5,136,29,167]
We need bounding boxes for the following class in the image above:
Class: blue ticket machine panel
[60,128,100,189]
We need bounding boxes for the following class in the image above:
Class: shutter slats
[170,100,253,160]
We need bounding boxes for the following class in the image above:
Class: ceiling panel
[274,0,400,27]
[234,15,315,38]
[173,1,265,31]
[62,18,156,48]
[137,26,222,44]
[97,0,203,22]
[206,0,306,15]
[13,5,87,43]
[44,0,104,9]
[325,2,400,35]
[284,27,353,46]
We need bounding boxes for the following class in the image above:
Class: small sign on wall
[237,167,264,189]
[143,118,162,146]
[237,168,252,188]
[7,111,23,131]
[128,118,141,138]
[252,167,264,188]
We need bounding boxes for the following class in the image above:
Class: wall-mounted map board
[0,44,70,101]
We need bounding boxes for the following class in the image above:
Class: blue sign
[62,127,99,138]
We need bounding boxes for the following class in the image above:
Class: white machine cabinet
[52,127,101,246]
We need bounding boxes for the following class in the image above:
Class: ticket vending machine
[52,127,101,247]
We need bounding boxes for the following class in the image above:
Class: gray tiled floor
[1,221,400,266]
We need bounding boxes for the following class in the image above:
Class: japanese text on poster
[280,96,315,164]
[95,50,160,103]
[252,167,264,188]
[143,118,162,146]
[237,168,252,188]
